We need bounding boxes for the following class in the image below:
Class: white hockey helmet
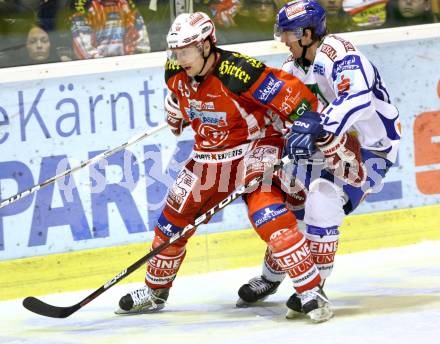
[166,12,217,49]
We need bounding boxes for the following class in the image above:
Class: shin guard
[268,227,321,293]
[306,225,340,280]
[145,233,187,289]
[262,246,287,283]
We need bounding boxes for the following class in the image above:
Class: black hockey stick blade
[23,297,80,318]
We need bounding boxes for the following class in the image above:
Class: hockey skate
[115,286,169,315]
[285,293,303,319]
[236,276,281,308]
[290,286,333,323]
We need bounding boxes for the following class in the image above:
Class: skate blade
[236,295,270,308]
[114,303,166,315]
[285,308,303,319]
[236,298,252,308]
[307,306,334,323]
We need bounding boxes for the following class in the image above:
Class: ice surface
[1,241,439,344]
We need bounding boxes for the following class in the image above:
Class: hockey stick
[22,155,291,318]
[0,122,168,209]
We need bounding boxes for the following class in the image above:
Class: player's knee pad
[247,186,298,242]
[268,227,320,293]
[304,178,346,228]
[250,203,298,242]
[155,211,195,246]
[305,225,340,280]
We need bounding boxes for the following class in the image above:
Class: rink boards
[0,24,440,300]
[1,202,439,300]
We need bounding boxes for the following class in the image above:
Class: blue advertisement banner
[1,37,439,260]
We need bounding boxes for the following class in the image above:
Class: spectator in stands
[318,0,353,32]
[134,0,195,52]
[209,0,277,44]
[251,0,277,24]
[398,0,431,18]
[386,0,434,27]
[209,0,243,29]
[318,0,344,16]
[70,0,151,59]
[26,24,53,62]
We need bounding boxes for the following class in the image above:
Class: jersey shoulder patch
[164,59,183,83]
[213,49,265,95]
[328,34,356,53]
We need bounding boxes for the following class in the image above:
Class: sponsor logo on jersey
[215,51,265,94]
[333,55,362,76]
[330,35,355,52]
[285,2,306,20]
[252,204,289,228]
[321,44,338,61]
[253,73,285,104]
[198,124,229,148]
[231,53,264,69]
[288,99,312,120]
[193,147,244,161]
[218,60,252,83]
[188,100,215,111]
[167,168,197,212]
[165,59,181,71]
[245,145,278,177]
[185,107,227,126]
[313,63,325,76]
[157,214,183,237]
[336,73,353,96]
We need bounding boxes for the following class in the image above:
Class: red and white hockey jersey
[165,48,318,154]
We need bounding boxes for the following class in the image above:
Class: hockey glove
[165,92,188,136]
[285,111,324,163]
[317,132,367,186]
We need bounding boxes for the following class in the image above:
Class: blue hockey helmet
[274,0,326,41]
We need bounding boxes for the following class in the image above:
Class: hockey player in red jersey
[115,11,332,322]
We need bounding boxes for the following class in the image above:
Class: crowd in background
[0,0,439,68]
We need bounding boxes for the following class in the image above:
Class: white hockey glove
[317,132,366,187]
[165,92,187,136]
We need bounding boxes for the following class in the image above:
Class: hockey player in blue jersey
[237,0,401,323]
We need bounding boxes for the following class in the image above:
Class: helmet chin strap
[194,42,214,82]
[297,38,313,67]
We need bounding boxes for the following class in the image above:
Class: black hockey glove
[285,111,324,163]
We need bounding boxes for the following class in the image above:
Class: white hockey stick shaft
[0,122,169,209]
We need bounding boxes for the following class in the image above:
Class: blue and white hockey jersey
[281,34,401,163]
